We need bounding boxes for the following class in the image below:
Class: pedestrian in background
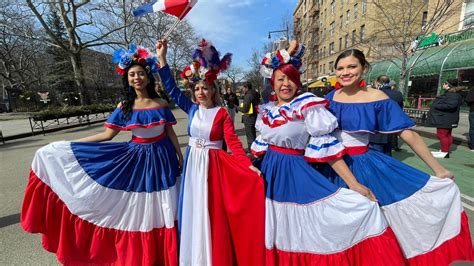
[223,87,239,121]
[155,82,171,103]
[426,79,464,158]
[369,75,403,155]
[465,85,474,151]
[240,82,260,152]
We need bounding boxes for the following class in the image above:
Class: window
[339,37,342,51]
[330,21,335,36]
[323,46,326,57]
[352,30,356,45]
[320,48,323,59]
[346,10,350,25]
[323,64,326,74]
[422,11,428,29]
[362,0,367,15]
[329,61,334,72]
[354,3,358,20]
[345,34,349,48]
[329,42,335,54]
[360,25,365,41]
[339,15,343,28]
[331,0,336,15]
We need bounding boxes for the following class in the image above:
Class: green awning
[365,60,401,82]
[366,38,474,79]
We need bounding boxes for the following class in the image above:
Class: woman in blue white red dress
[251,41,406,265]
[156,39,265,266]
[320,49,473,265]
[21,45,183,265]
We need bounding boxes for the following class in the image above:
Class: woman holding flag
[156,38,265,266]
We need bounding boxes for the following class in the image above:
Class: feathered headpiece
[180,39,232,86]
[112,44,160,76]
[260,40,306,79]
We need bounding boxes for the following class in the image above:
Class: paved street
[0,109,473,264]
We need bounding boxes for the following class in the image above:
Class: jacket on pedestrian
[465,87,474,112]
[240,89,261,124]
[426,88,464,128]
[223,92,239,109]
[370,84,404,144]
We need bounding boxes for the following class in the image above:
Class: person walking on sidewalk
[466,86,474,151]
[426,79,464,158]
[240,82,261,152]
[223,87,239,121]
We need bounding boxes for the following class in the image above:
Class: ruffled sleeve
[250,135,269,158]
[303,104,346,162]
[105,108,126,129]
[104,107,176,131]
[375,99,415,133]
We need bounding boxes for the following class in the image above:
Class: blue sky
[186,0,298,72]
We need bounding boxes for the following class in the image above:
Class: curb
[1,119,106,142]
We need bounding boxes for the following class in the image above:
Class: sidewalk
[0,110,472,146]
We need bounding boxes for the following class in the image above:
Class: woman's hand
[349,183,377,202]
[435,169,455,180]
[155,38,168,65]
[249,165,262,176]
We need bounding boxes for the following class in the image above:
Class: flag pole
[163,2,191,39]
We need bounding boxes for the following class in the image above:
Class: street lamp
[268,26,290,41]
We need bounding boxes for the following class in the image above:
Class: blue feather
[192,49,202,60]
[208,46,220,67]
[129,43,137,54]
[112,49,127,63]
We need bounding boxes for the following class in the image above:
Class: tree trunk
[398,56,409,99]
[70,52,89,105]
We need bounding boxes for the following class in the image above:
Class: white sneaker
[432,151,449,158]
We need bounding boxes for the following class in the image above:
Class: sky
[185,0,299,72]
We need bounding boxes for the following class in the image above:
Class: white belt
[188,137,223,150]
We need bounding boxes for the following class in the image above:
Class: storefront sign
[413,28,474,51]
[445,28,474,43]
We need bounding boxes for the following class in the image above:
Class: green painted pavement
[393,137,474,198]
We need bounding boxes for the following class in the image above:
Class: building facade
[294,0,320,84]
[293,0,470,86]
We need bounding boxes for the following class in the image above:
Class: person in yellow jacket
[240,82,261,152]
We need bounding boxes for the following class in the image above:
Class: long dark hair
[120,63,159,120]
[334,49,371,71]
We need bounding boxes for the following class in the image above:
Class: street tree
[244,48,264,92]
[45,8,75,93]
[0,2,45,91]
[25,0,132,104]
[223,65,245,90]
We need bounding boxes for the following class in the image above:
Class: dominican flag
[133,0,197,19]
